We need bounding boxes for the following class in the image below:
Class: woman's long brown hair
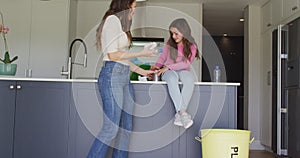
[96,0,135,50]
[167,18,200,62]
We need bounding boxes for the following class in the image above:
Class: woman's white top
[101,15,130,65]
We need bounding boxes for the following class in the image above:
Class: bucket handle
[195,136,255,144]
[195,136,202,142]
[250,137,254,144]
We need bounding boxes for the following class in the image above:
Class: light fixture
[223,33,228,37]
[136,0,147,2]
[239,18,244,22]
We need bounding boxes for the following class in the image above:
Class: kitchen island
[0,77,239,158]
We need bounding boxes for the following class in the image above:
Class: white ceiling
[202,0,269,36]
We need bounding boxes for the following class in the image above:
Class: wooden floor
[249,150,277,158]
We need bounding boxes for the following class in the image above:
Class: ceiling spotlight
[240,18,244,22]
[223,33,228,37]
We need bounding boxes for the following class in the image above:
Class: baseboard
[264,146,273,153]
[250,140,265,150]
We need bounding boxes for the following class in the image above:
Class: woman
[153,18,200,129]
[87,0,155,157]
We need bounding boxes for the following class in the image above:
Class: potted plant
[0,11,18,76]
[0,52,18,75]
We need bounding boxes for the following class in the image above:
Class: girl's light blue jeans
[87,61,134,158]
[161,70,195,112]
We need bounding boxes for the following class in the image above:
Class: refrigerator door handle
[281,54,288,59]
[280,108,287,113]
[277,24,283,156]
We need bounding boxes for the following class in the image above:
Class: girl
[87,0,156,157]
[153,18,200,129]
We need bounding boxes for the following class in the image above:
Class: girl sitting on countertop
[152,18,200,129]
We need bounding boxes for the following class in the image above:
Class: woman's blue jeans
[87,61,134,158]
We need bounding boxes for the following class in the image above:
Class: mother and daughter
[87,0,200,157]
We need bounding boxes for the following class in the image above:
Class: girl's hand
[157,66,169,76]
[147,66,159,80]
[150,65,160,70]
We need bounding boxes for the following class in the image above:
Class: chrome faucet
[61,38,87,79]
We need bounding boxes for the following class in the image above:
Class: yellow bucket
[195,129,254,158]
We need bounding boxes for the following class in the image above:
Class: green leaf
[1,51,18,64]
[4,51,10,59]
[11,56,18,63]
[4,52,10,63]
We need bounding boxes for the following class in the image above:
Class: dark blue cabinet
[128,84,237,158]
[0,80,237,158]
[0,80,70,158]
[0,81,16,158]
[13,81,70,158]
[68,82,100,158]
[69,83,237,158]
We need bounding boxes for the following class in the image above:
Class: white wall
[244,5,265,150]
[73,0,203,80]
[0,1,31,77]
[1,0,74,78]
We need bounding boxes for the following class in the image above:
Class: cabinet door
[13,81,70,158]
[29,0,70,78]
[262,1,272,32]
[287,88,300,158]
[68,82,101,158]
[129,84,178,158]
[0,81,16,158]
[260,31,273,147]
[271,0,282,26]
[288,18,299,60]
[179,86,237,158]
[282,0,299,19]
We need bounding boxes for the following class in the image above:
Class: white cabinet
[1,0,76,78]
[282,0,300,19]
[29,0,74,78]
[262,1,272,32]
[271,0,282,26]
[260,30,273,148]
[270,0,300,26]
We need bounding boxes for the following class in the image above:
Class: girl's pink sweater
[155,44,197,71]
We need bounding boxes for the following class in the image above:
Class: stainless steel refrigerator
[272,17,300,158]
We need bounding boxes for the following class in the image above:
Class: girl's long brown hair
[96,0,135,50]
[167,18,200,62]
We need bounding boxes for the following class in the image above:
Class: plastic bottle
[156,48,163,54]
[153,70,160,81]
[144,42,157,50]
[213,66,221,82]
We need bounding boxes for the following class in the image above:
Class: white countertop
[0,76,240,86]
[0,76,96,83]
[131,81,240,86]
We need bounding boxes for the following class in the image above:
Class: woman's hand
[107,45,157,61]
[157,66,169,76]
[139,69,155,77]
[140,45,157,57]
